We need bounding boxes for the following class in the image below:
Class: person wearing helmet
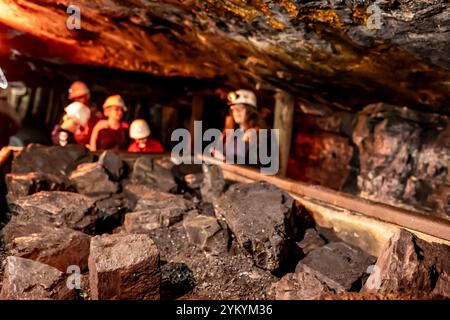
[89,95,129,151]
[68,81,103,146]
[128,119,164,153]
[51,102,91,147]
[215,89,267,164]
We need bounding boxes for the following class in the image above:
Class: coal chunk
[183,214,227,252]
[132,157,176,192]
[69,162,119,195]
[296,228,326,256]
[8,191,97,233]
[160,262,195,300]
[296,242,375,292]
[214,181,298,272]
[88,233,161,300]
[5,172,70,202]
[0,256,76,300]
[94,195,127,234]
[124,208,184,233]
[124,184,194,214]
[200,164,226,202]
[98,150,125,181]
[11,144,93,179]
[269,271,331,300]
[1,216,90,271]
[362,229,450,298]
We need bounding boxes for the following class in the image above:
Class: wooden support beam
[189,92,205,152]
[273,89,294,177]
[161,105,177,147]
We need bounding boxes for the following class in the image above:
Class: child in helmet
[128,119,164,153]
[51,102,91,147]
[89,95,129,151]
[68,81,103,146]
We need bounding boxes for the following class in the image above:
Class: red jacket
[128,138,164,153]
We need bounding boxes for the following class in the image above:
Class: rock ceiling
[0,0,449,113]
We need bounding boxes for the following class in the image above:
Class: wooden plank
[294,195,450,255]
[218,161,450,242]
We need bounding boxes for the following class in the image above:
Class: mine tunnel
[0,0,449,302]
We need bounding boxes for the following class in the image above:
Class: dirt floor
[145,222,277,300]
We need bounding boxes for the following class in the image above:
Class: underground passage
[0,0,449,302]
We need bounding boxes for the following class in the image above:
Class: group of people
[51,81,164,153]
[52,81,269,168]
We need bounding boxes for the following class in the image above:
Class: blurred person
[68,81,103,145]
[51,102,90,147]
[128,119,164,153]
[90,95,129,151]
[215,89,268,164]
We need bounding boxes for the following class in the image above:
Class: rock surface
[11,144,93,179]
[183,213,223,251]
[132,157,176,192]
[161,262,196,300]
[287,131,354,190]
[8,191,97,233]
[88,233,161,300]
[127,188,194,213]
[98,150,125,181]
[353,103,449,218]
[1,0,449,113]
[296,228,327,256]
[200,164,226,203]
[362,229,450,298]
[296,242,375,292]
[0,256,76,300]
[5,172,69,202]
[124,207,185,233]
[214,181,297,272]
[1,216,90,271]
[125,184,194,215]
[69,162,119,195]
[147,221,277,299]
[270,271,330,300]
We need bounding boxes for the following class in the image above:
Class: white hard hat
[64,102,91,127]
[130,119,151,139]
[227,89,257,109]
[103,95,127,111]
[69,81,90,99]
